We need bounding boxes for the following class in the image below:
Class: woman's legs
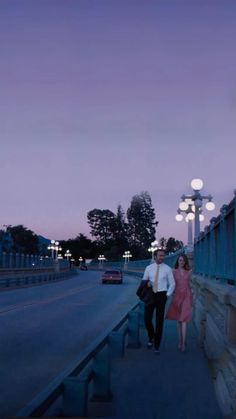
[181,322,187,351]
[177,321,182,348]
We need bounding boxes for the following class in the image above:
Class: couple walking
[137,248,192,353]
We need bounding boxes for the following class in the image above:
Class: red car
[101,269,123,284]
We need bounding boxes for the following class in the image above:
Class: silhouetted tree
[165,237,184,254]
[127,191,157,259]
[110,205,129,258]
[159,237,167,249]
[6,225,39,254]
[60,234,95,262]
[87,209,116,247]
[158,237,183,254]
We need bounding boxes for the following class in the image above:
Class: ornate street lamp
[122,250,132,267]
[148,240,159,260]
[177,179,215,240]
[176,205,204,250]
[98,254,106,269]
[65,249,72,261]
[48,240,62,260]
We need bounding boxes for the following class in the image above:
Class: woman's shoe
[147,340,153,349]
[154,347,160,355]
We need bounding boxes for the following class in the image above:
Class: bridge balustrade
[194,191,236,285]
[191,191,236,417]
[0,251,71,288]
[0,251,54,269]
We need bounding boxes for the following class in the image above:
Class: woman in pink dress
[166,253,192,352]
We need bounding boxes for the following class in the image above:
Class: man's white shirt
[142,262,175,297]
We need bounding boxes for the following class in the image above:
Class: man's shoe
[147,341,153,349]
[154,346,160,354]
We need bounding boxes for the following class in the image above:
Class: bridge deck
[89,320,223,419]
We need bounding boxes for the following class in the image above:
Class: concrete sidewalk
[98,320,223,419]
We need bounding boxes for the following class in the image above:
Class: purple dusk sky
[0,0,235,245]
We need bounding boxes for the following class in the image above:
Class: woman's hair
[174,253,190,270]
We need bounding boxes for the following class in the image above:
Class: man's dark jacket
[136,280,154,305]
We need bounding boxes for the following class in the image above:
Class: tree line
[0,192,183,262]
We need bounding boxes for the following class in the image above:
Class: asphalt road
[0,270,140,419]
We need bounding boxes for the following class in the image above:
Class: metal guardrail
[15,301,141,418]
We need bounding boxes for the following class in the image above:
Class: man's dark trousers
[144,291,167,349]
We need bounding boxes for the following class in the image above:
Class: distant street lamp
[55,243,62,260]
[79,256,83,267]
[98,254,106,269]
[65,249,72,261]
[48,240,56,258]
[122,250,132,266]
[177,179,215,240]
[48,240,62,260]
[148,240,159,261]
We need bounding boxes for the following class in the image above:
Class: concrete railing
[0,269,76,289]
[194,190,236,286]
[191,192,236,417]
[16,302,142,418]
[0,251,71,289]
[191,274,236,417]
[0,251,54,269]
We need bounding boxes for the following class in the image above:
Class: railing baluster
[92,346,112,401]
[63,375,89,417]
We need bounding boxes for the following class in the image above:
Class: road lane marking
[0,283,96,315]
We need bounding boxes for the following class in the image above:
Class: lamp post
[177,179,215,241]
[148,240,159,261]
[48,240,55,259]
[55,242,62,260]
[47,240,62,260]
[98,254,106,269]
[79,256,83,267]
[122,250,132,268]
[65,249,72,261]
[176,205,199,250]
